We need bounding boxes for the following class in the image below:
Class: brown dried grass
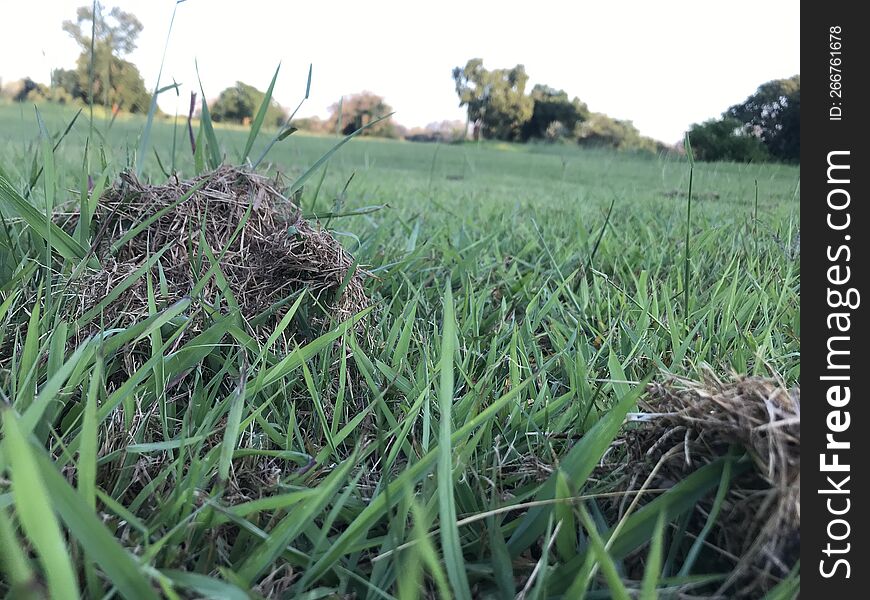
[57,165,368,335]
[606,370,799,598]
[50,166,372,503]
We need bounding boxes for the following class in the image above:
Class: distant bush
[51,68,83,101]
[452,58,666,153]
[404,120,467,143]
[726,76,799,162]
[453,59,533,141]
[1,78,45,102]
[293,116,329,134]
[575,113,665,154]
[687,118,770,163]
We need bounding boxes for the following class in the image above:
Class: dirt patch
[662,189,721,201]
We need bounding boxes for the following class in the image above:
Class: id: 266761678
[829,26,844,121]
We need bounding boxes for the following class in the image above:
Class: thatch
[56,165,368,334]
[50,165,372,506]
[606,370,799,598]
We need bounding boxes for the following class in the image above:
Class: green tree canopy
[521,84,589,141]
[62,3,143,56]
[452,59,534,141]
[687,118,770,163]
[451,60,657,151]
[209,82,287,128]
[725,75,799,162]
[327,92,397,138]
[58,3,150,112]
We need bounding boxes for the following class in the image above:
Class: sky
[0,1,800,144]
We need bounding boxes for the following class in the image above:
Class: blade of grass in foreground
[26,107,82,196]
[241,63,280,163]
[437,283,472,600]
[639,512,666,600]
[79,358,103,597]
[683,132,695,324]
[0,506,41,599]
[572,505,631,600]
[196,60,223,169]
[236,449,358,584]
[252,63,310,168]
[31,447,160,599]
[35,108,56,289]
[406,496,451,600]
[136,0,184,177]
[15,281,42,413]
[0,173,97,268]
[19,337,93,436]
[506,373,651,556]
[161,569,249,600]
[2,408,79,600]
[217,363,248,485]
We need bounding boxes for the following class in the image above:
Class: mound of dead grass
[50,165,372,503]
[608,370,799,598]
[58,165,368,334]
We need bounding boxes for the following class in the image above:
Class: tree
[51,69,82,100]
[452,59,534,141]
[326,92,397,138]
[725,76,799,162]
[687,118,770,163]
[58,4,150,112]
[521,84,589,141]
[209,82,287,128]
[72,52,150,112]
[62,4,143,56]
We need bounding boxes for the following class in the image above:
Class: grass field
[0,100,800,598]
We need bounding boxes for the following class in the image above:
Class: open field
[0,101,800,598]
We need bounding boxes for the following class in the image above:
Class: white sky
[1,1,799,143]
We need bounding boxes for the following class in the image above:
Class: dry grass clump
[608,370,799,598]
[58,165,368,334]
[50,166,371,499]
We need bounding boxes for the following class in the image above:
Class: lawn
[0,100,800,598]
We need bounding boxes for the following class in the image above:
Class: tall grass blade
[241,63,281,163]
[2,408,79,600]
[136,0,184,176]
[436,283,472,600]
[196,60,223,169]
[0,174,97,267]
[31,449,160,599]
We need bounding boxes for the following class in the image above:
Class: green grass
[0,99,799,598]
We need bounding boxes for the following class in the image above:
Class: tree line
[688,75,799,163]
[451,59,665,153]
[1,4,799,163]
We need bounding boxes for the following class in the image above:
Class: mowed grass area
[0,101,799,598]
